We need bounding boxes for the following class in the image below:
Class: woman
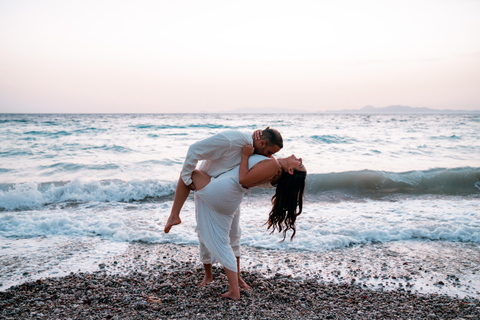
[192,145,306,300]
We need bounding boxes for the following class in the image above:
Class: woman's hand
[242,145,254,158]
[252,126,269,140]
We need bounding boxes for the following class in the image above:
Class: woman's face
[285,154,306,173]
[270,154,306,185]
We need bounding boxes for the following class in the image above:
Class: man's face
[255,143,281,158]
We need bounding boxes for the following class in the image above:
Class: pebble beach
[1,243,479,320]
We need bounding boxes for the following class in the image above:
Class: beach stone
[133,301,147,310]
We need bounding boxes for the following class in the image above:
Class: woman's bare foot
[197,275,213,287]
[238,277,251,290]
[163,216,181,233]
[219,291,240,300]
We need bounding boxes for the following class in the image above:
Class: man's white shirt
[181,130,252,187]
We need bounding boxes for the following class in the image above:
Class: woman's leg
[192,170,240,298]
[236,257,251,290]
[230,209,251,290]
[190,170,216,287]
[221,267,240,300]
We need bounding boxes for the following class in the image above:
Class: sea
[1,113,479,298]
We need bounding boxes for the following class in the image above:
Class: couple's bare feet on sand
[219,291,240,300]
[197,276,250,289]
[198,275,251,300]
[197,275,213,287]
[163,216,181,233]
[238,278,251,290]
[218,276,250,300]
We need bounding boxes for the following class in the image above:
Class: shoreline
[2,240,480,297]
[73,241,480,298]
[1,242,480,319]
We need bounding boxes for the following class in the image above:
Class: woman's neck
[277,158,288,171]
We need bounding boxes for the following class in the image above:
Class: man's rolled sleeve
[181,133,232,186]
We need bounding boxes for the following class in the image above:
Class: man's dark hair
[262,128,283,149]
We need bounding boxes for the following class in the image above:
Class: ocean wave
[1,167,478,211]
[430,134,462,140]
[0,118,29,124]
[0,179,176,211]
[73,127,107,134]
[309,134,357,144]
[24,130,72,137]
[130,123,232,130]
[306,167,480,196]
[37,162,121,173]
[0,150,34,157]
[91,145,134,153]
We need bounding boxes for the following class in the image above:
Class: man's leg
[198,263,213,287]
[164,175,191,233]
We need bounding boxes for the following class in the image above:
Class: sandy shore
[1,243,479,319]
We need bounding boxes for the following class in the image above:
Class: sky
[0,0,479,113]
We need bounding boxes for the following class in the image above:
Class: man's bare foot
[219,291,240,300]
[197,275,213,287]
[163,216,181,233]
[238,277,251,290]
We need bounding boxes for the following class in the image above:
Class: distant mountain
[203,105,480,114]
[324,105,480,114]
[227,107,310,113]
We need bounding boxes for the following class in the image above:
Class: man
[163,127,283,288]
[164,127,283,233]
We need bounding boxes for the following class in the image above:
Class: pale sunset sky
[0,0,479,113]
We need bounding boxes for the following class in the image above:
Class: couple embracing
[163,128,306,300]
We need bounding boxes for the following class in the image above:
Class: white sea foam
[0,179,176,211]
[1,196,478,249]
[0,236,129,290]
[238,197,480,251]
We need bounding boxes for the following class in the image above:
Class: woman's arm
[238,145,281,188]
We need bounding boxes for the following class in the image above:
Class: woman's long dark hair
[266,169,306,241]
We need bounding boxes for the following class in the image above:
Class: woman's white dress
[194,154,269,272]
